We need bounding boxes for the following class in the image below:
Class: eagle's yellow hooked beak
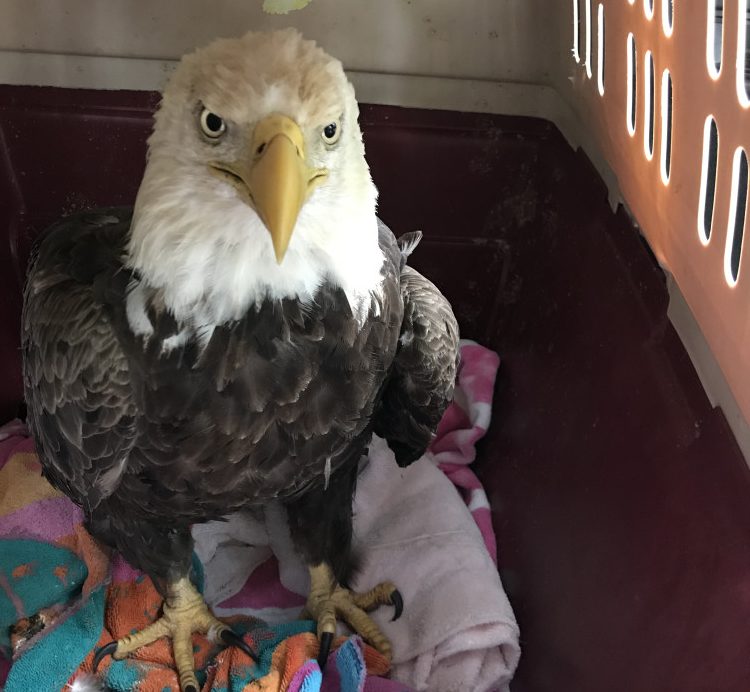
[210,114,328,263]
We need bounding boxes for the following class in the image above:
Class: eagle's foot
[303,563,403,669]
[93,577,256,692]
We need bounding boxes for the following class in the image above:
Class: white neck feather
[126,156,384,332]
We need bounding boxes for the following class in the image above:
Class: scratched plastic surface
[1,86,748,692]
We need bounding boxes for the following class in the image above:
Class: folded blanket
[0,340,519,691]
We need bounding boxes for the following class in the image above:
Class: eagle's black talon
[220,628,258,662]
[93,641,118,672]
[317,631,333,670]
[184,685,198,692]
[390,589,404,621]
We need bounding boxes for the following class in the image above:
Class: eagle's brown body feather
[22,207,458,587]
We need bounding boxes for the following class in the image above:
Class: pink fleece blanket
[194,340,520,691]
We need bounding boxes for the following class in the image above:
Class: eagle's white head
[127,29,383,328]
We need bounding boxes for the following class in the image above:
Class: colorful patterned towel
[0,340,518,691]
[0,430,394,691]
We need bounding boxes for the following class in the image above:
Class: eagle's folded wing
[22,212,137,511]
[375,261,460,467]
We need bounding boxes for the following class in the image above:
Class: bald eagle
[22,29,458,691]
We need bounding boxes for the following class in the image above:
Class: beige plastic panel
[0,0,555,85]
[556,0,750,423]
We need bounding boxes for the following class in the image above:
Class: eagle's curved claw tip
[391,588,404,621]
[317,631,333,670]
[220,628,258,662]
[92,640,118,672]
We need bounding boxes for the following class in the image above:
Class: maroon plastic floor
[2,86,750,691]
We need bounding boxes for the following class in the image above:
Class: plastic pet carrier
[1,2,749,691]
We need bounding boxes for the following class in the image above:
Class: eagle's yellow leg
[96,577,254,692]
[304,563,402,666]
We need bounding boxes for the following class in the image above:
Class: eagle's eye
[321,120,341,145]
[200,108,226,139]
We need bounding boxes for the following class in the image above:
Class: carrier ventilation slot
[644,0,655,20]
[660,70,673,183]
[627,34,637,135]
[708,0,723,79]
[644,50,655,159]
[597,4,605,95]
[698,117,719,245]
[585,0,593,78]
[662,0,674,36]
[739,0,750,106]
[725,148,748,285]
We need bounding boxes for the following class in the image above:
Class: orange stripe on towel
[56,525,110,596]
